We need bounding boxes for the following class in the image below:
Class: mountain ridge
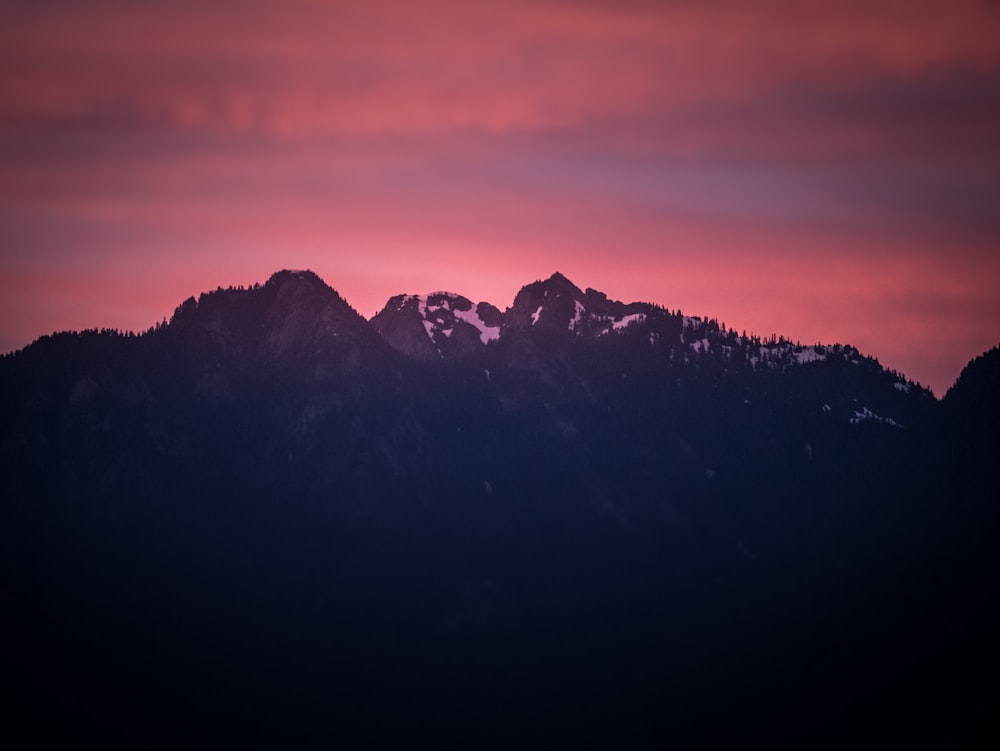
[366,270,929,397]
[2,267,996,746]
[2,268,933,400]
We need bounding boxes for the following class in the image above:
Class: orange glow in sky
[2,0,999,395]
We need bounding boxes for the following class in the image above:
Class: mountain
[373,272,930,430]
[1,269,996,747]
[371,291,502,360]
[169,268,395,368]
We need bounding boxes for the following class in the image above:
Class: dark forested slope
[2,270,995,747]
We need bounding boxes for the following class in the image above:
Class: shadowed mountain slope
[1,270,995,747]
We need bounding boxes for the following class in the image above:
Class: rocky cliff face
[371,291,502,361]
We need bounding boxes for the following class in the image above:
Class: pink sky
[2,0,999,395]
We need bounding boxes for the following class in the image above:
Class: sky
[2,0,999,395]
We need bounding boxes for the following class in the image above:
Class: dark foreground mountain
[2,270,997,747]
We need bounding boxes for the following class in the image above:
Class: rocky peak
[506,272,660,339]
[507,272,588,333]
[371,291,502,361]
[266,268,324,287]
[168,269,378,364]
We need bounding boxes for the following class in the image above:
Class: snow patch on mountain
[454,304,501,343]
[401,292,502,347]
[794,346,827,364]
[611,313,646,331]
[850,406,903,428]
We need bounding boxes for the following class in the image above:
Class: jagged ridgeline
[2,270,997,747]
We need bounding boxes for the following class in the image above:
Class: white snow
[850,406,902,428]
[453,305,501,344]
[611,313,646,331]
[531,306,544,325]
[426,295,452,312]
[411,295,434,342]
[406,292,502,345]
[794,347,826,364]
[894,381,911,393]
[569,300,586,331]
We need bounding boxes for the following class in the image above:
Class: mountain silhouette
[1,270,996,747]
